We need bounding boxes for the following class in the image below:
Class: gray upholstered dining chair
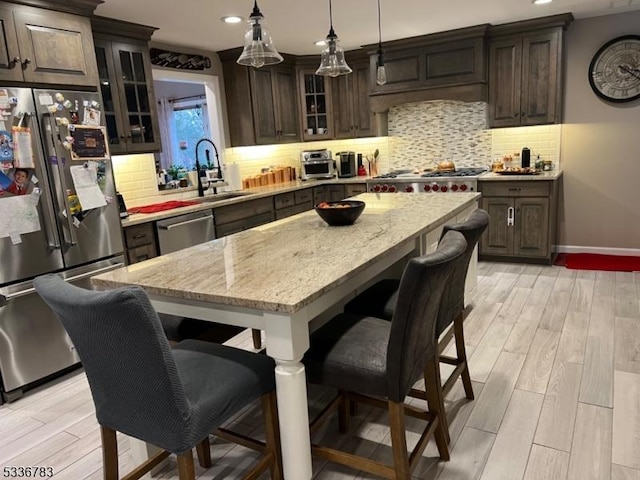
[34,274,282,480]
[343,208,489,441]
[303,230,467,479]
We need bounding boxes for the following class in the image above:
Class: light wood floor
[1,262,640,480]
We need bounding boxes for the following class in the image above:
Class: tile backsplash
[388,101,492,170]
[112,102,562,207]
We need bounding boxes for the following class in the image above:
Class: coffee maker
[336,151,356,178]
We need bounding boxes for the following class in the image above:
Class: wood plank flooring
[0,261,639,479]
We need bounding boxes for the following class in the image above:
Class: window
[158,97,211,171]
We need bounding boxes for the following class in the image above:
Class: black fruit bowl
[314,200,366,226]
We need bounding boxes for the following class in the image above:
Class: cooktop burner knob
[441,185,448,192]
[405,185,414,192]
[423,184,431,192]
[432,184,440,192]
[381,184,389,192]
[460,184,468,191]
[451,184,459,191]
[389,185,397,193]
[373,185,381,192]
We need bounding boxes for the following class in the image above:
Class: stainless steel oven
[300,149,336,180]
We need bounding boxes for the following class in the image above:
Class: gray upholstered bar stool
[343,208,489,441]
[34,274,282,480]
[303,230,467,479]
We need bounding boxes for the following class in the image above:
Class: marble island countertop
[96,192,480,314]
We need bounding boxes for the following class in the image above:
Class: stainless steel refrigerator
[0,87,124,402]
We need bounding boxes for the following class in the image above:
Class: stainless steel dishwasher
[156,209,215,255]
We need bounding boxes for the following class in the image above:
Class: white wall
[559,11,640,252]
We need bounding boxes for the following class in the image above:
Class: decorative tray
[494,168,540,176]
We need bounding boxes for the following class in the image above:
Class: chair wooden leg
[262,392,283,480]
[454,312,474,400]
[100,426,119,480]
[196,437,211,468]
[431,350,450,445]
[424,356,450,461]
[176,450,196,480]
[388,401,411,480]
[252,329,262,349]
[338,390,350,434]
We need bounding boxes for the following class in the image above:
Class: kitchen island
[92,192,480,479]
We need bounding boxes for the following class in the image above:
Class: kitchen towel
[226,163,242,191]
[127,200,200,214]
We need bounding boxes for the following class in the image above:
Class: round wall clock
[588,35,640,103]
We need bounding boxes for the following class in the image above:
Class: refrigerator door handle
[29,112,61,250]
[44,115,77,246]
[0,262,125,304]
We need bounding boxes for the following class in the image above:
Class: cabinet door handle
[507,206,515,226]
[515,112,520,117]
[508,187,520,192]
[521,112,525,118]
[11,56,20,66]
[22,58,31,67]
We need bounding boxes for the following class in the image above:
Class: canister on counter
[521,147,531,168]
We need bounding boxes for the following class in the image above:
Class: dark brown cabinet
[479,180,559,263]
[274,188,314,220]
[123,223,158,265]
[331,61,373,139]
[221,50,300,147]
[213,197,275,238]
[487,14,574,128]
[0,2,98,86]
[313,184,345,204]
[251,66,300,145]
[92,17,160,154]
[344,183,367,197]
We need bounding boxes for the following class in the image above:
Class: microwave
[300,149,336,180]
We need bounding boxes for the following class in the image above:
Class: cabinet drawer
[345,183,367,197]
[275,203,311,220]
[215,211,274,238]
[294,188,313,205]
[480,181,550,197]
[274,192,295,209]
[124,223,155,248]
[127,244,157,264]
[214,197,274,225]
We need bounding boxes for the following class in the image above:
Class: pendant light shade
[237,1,283,68]
[316,0,352,77]
[376,0,386,85]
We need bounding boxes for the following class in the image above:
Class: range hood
[364,24,490,116]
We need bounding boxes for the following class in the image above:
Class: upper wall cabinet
[220,50,300,147]
[91,16,161,154]
[488,14,573,128]
[298,68,333,141]
[0,1,98,86]
[331,59,374,139]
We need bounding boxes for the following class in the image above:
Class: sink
[198,192,252,203]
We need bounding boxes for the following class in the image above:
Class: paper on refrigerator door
[12,127,34,168]
[70,162,107,210]
[0,192,41,239]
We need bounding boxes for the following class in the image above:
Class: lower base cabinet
[214,197,275,238]
[478,179,558,264]
[123,223,158,264]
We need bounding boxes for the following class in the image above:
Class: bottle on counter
[535,155,544,171]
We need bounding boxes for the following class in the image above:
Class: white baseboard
[554,245,640,257]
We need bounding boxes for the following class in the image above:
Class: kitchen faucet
[195,138,223,196]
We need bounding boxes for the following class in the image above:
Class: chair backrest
[435,208,489,336]
[386,230,467,402]
[34,274,192,448]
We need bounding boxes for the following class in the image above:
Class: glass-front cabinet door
[94,38,160,154]
[94,39,126,154]
[298,69,332,141]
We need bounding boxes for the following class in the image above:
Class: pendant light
[376,0,386,85]
[237,1,283,68]
[316,0,352,77]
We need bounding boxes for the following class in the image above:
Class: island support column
[264,311,313,480]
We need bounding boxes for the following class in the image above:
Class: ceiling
[96,0,640,55]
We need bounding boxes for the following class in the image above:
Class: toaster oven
[300,149,336,180]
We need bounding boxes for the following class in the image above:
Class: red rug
[555,253,640,272]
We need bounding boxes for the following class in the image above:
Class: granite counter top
[121,177,371,228]
[96,192,480,314]
[478,170,562,181]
